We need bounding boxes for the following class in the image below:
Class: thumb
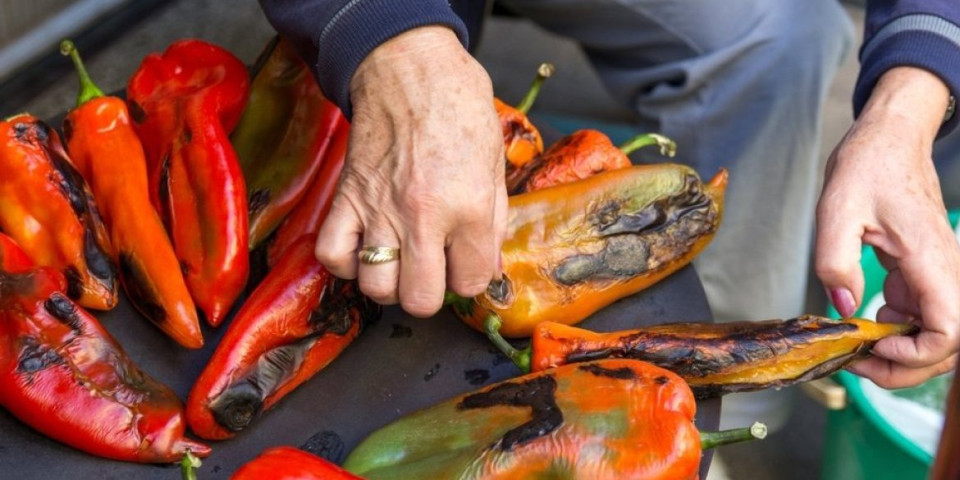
[814,199,866,318]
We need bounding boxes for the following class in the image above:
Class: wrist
[351,26,465,95]
[858,67,951,144]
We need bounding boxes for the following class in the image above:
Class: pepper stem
[60,39,104,106]
[181,451,202,480]
[619,133,677,157]
[700,422,768,450]
[484,313,531,373]
[516,63,555,114]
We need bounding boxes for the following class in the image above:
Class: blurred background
[0,1,951,479]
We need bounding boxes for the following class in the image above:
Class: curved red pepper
[0,233,33,273]
[187,235,380,440]
[231,446,363,480]
[0,114,118,310]
[127,39,250,327]
[0,236,209,463]
[266,121,349,266]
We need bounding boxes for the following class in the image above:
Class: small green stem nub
[699,422,768,450]
[60,39,104,106]
[619,133,677,158]
[484,314,531,373]
[516,63,555,114]
[181,451,202,480]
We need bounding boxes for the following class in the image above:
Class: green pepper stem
[700,422,768,450]
[60,39,104,106]
[181,451,202,480]
[484,314,531,373]
[516,63,555,114]
[619,133,677,158]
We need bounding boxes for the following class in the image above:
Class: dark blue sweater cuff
[315,0,468,118]
[855,15,960,138]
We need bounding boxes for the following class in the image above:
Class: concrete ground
[3,1,869,479]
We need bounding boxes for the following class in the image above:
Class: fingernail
[830,288,856,318]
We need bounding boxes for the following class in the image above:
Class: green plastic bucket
[820,211,958,480]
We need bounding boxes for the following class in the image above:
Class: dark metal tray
[0,263,718,479]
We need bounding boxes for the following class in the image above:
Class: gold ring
[358,245,400,265]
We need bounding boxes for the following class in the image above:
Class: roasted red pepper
[498,62,552,170]
[60,41,203,349]
[0,233,33,272]
[265,122,349,266]
[230,446,363,480]
[127,39,250,327]
[0,235,209,463]
[519,129,676,194]
[484,316,914,398]
[0,113,117,310]
[187,235,380,439]
[343,359,764,479]
[233,37,345,249]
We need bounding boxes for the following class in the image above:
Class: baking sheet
[0,263,719,479]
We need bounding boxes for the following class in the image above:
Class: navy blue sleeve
[258,0,469,118]
[857,0,960,137]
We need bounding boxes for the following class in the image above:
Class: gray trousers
[499,0,856,322]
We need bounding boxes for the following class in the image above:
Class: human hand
[315,26,507,317]
[816,67,960,388]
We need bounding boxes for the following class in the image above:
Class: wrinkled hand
[816,67,960,388]
[315,26,507,317]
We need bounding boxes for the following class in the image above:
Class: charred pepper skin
[187,235,381,440]
[0,236,209,463]
[344,358,759,480]
[233,37,345,250]
[453,164,727,338]
[520,316,915,398]
[60,40,203,349]
[0,114,118,310]
[231,446,363,480]
[127,39,250,327]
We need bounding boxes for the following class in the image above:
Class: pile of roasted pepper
[0,34,917,479]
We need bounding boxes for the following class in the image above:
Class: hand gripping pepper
[229,446,363,480]
[485,315,915,399]
[449,164,727,338]
[127,39,250,327]
[265,122,349,266]
[0,236,209,463]
[0,113,117,310]
[187,235,381,440]
[60,41,203,349]
[516,129,677,194]
[343,359,765,480]
[233,37,345,249]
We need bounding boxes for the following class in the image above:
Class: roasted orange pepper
[484,315,914,398]
[0,113,117,310]
[60,41,203,349]
[343,359,765,479]
[497,62,552,170]
[449,164,727,338]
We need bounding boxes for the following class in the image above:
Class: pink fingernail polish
[830,288,857,318]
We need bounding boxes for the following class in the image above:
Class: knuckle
[449,278,489,298]
[401,293,443,318]
[357,279,396,304]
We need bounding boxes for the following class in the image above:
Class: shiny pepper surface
[61,41,202,349]
[127,39,250,327]
[0,235,209,463]
[0,114,117,310]
[453,164,727,337]
[231,446,363,480]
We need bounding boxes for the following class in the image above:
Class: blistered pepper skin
[231,446,363,480]
[0,114,117,310]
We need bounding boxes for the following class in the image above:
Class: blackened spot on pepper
[389,324,412,338]
[464,368,490,385]
[118,253,167,326]
[83,227,115,281]
[486,277,512,304]
[553,254,601,286]
[300,430,345,463]
[553,235,649,285]
[128,101,146,124]
[210,380,263,432]
[179,260,190,277]
[44,293,81,331]
[64,267,83,300]
[48,150,89,217]
[310,278,380,335]
[424,363,440,381]
[62,118,73,141]
[458,375,562,451]
[597,175,710,237]
[655,375,670,385]
[579,363,636,380]
[248,189,271,217]
[32,121,50,143]
[181,126,192,144]
[12,122,30,141]
[17,337,63,374]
